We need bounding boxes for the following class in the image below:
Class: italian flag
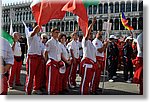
[0,29,14,45]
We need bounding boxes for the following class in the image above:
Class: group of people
[0,17,143,95]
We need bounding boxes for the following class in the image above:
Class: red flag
[31,0,68,26]
[62,0,88,36]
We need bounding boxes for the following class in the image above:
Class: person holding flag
[80,17,97,95]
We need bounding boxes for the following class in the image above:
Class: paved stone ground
[7,65,140,95]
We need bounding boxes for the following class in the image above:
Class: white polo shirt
[92,38,104,57]
[137,33,143,57]
[0,37,14,65]
[67,40,79,59]
[45,37,62,61]
[82,37,96,62]
[13,42,22,57]
[59,42,70,60]
[27,33,41,55]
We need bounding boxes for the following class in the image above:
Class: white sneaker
[108,79,114,82]
[69,85,75,89]
[112,76,117,79]
[126,80,131,83]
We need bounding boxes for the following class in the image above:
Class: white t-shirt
[82,38,96,62]
[67,40,79,59]
[92,38,104,57]
[137,33,143,57]
[13,42,22,56]
[0,37,14,65]
[27,33,41,55]
[59,42,70,60]
[45,37,62,61]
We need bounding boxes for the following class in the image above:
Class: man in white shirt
[8,32,22,88]
[44,28,65,95]
[67,32,79,88]
[0,37,14,95]
[92,31,108,93]
[25,25,42,95]
[80,17,97,95]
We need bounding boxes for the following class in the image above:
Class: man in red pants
[0,37,14,95]
[9,32,22,88]
[25,25,42,95]
[80,17,97,95]
[92,31,108,93]
[67,32,79,88]
[44,28,65,95]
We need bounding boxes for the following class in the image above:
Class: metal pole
[102,2,110,94]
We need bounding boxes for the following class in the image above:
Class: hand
[33,25,40,34]
[92,16,97,24]
[67,60,71,65]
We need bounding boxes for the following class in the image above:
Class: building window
[66,12,70,17]
[110,19,113,30]
[26,12,28,20]
[57,22,60,31]
[53,22,56,28]
[109,2,113,13]
[93,20,97,31]
[74,21,78,30]
[132,1,137,11]
[70,21,73,31]
[138,17,143,30]
[139,1,143,11]
[70,13,73,16]
[115,19,119,30]
[115,2,119,13]
[93,5,97,14]
[99,20,102,31]
[132,18,137,30]
[49,23,52,31]
[120,1,125,12]
[126,18,131,25]
[120,19,125,30]
[66,21,69,31]
[89,5,92,15]
[98,4,103,14]
[126,1,131,12]
[104,3,108,14]
[61,22,64,31]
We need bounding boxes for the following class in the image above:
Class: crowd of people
[0,17,143,95]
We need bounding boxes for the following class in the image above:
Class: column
[68,21,70,32]
[137,18,139,30]
[118,19,120,30]
[97,19,99,31]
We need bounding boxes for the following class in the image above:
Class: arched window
[74,21,78,30]
[66,21,69,31]
[49,22,52,31]
[104,3,108,14]
[115,2,119,13]
[26,12,28,20]
[126,1,131,12]
[99,20,102,31]
[120,19,125,30]
[89,5,92,14]
[57,22,60,31]
[139,1,143,11]
[53,22,56,28]
[109,2,113,13]
[138,17,143,30]
[66,12,69,17]
[115,19,119,30]
[132,1,137,11]
[110,19,113,30]
[120,1,125,12]
[70,21,73,31]
[132,18,137,30]
[93,20,97,31]
[61,22,64,31]
[98,4,103,14]
[93,5,97,14]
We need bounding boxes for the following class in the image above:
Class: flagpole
[102,2,110,94]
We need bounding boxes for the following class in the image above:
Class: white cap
[109,35,115,39]
[125,36,133,42]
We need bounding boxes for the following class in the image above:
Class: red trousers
[80,58,96,95]
[0,76,8,95]
[40,58,46,89]
[25,55,42,95]
[92,56,105,92]
[69,58,80,86]
[132,57,143,94]
[9,58,22,86]
[46,59,64,95]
